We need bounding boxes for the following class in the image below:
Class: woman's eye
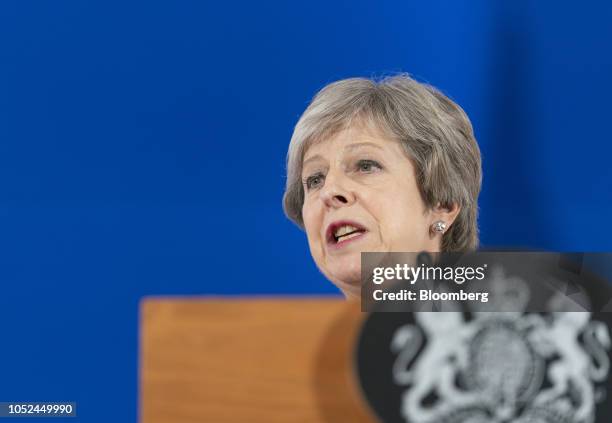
[305,173,324,190]
[356,159,382,173]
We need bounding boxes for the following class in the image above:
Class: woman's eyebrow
[303,142,383,169]
[302,154,324,169]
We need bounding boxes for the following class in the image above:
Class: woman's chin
[323,262,361,293]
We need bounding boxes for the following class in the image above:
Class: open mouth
[326,221,367,246]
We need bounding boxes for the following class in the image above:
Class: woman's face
[301,123,442,298]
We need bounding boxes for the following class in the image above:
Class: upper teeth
[335,225,359,238]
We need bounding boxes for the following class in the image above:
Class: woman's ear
[429,202,461,234]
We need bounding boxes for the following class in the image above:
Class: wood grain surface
[140,297,376,423]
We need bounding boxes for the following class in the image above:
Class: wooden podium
[139,297,376,422]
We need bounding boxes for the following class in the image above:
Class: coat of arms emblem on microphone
[390,267,611,423]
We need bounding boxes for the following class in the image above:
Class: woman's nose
[320,172,356,208]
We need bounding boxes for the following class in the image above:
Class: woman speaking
[283,74,482,298]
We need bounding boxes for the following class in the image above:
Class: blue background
[1,1,611,421]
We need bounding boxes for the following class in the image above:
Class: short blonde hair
[283,74,482,251]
